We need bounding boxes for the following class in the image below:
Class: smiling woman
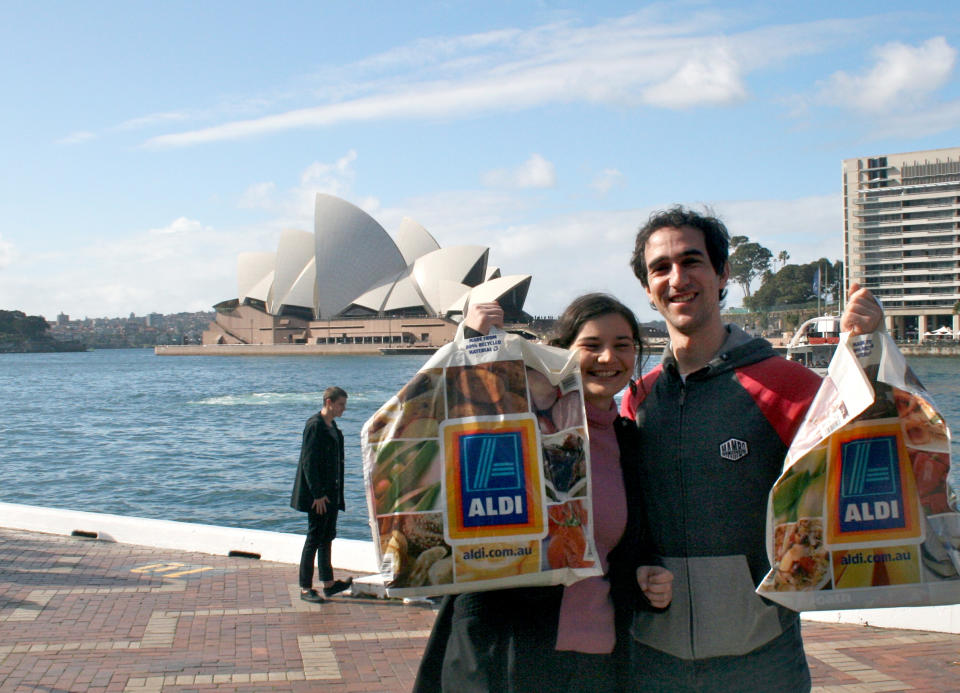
[548,294,643,410]
[413,293,673,693]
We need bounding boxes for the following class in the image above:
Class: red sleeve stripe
[735,359,821,446]
[620,365,662,420]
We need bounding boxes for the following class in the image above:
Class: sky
[2,1,960,323]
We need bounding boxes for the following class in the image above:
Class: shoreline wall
[1,502,958,633]
[0,501,377,573]
[157,343,396,356]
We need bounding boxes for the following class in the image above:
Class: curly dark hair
[630,205,730,301]
[548,293,643,380]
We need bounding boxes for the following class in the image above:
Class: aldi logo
[460,431,527,526]
[441,415,546,543]
[838,436,904,532]
[825,421,924,549]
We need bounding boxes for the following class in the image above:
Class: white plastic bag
[758,330,959,610]
[361,327,602,597]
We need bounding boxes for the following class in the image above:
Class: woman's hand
[840,282,884,335]
[464,301,504,335]
[637,565,673,608]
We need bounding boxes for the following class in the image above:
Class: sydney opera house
[200,194,532,352]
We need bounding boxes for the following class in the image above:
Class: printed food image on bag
[362,326,601,597]
[378,513,453,588]
[759,330,960,611]
[365,369,445,442]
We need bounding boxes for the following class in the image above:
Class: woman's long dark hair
[548,293,644,380]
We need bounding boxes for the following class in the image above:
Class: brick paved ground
[1,527,958,692]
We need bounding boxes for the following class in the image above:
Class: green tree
[746,264,812,310]
[776,250,790,270]
[728,236,773,298]
[0,310,51,339]
[19,315,50,338]
[746,259,845,311]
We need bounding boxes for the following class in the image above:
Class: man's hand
[311,496,330,514]
[637,565,673,609]
[840,282,884,335]
[464,301,504,335]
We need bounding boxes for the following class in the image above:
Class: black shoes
[299,589,326,603]
[323,577,353,598]
[300,577,353,603]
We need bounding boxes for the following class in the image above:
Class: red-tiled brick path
[1,527,958,692]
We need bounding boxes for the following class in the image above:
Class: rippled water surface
[1,350,430,540]
[1,349,958,541]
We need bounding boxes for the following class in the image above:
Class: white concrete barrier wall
[1,501,957,633]
[0,502,378,574]
[801,607,960,634]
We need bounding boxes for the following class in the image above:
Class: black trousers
[298,506,338,588]
[628,620,811,692]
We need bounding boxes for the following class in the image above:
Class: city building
[201,193,532,351]
[842,146,960,341]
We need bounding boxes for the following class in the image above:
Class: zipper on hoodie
[674,375,698,659]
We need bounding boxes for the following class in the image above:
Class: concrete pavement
[1,527,958,692]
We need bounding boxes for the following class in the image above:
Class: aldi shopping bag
[758,329,960,610]
[361,327,602,597]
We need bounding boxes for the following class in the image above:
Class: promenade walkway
[1,526,958,692]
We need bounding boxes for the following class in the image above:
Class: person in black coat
[290,385,352,603]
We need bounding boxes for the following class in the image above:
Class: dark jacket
[412,416,653,692]
[290,412,345,512]
[620,325,820,670]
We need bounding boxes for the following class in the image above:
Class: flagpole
[823,260,830,309]
[817,261,821,316]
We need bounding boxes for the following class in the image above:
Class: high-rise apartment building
[842,146,960,340]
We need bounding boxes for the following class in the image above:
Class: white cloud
[482,154,556,189]
[236,152,362,230]
[238,182,278,210]
[148,217,211,235]
[589,168,623,195]
[642,43,747,108]
[116,111,193,131]
[57,131,96,145]
[140,11,861,147]
[300,150,358,193]
[871,98,960,138]
[0,233,15,268]
[0,174,847,322]
[820,36,956,112]
[379,190,847,320]
[0,217,270,319]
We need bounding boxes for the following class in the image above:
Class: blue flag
[812,267,821,294]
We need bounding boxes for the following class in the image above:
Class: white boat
[785,315,841,374]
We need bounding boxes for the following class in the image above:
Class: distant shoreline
[154,343,439,356]
[769,343,960,358]
[0,338,87,354]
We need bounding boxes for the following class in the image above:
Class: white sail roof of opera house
[237,252,275,304]
[395,217,441,265]
[412,246,488,314]
[447,274,532,316]
[227,193,531,321]
[314,194,407,319]
[268,229,315,314]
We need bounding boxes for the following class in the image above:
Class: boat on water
[785,315,841,374]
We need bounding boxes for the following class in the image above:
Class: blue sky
[2,1,959,323]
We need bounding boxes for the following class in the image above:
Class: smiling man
[620,206,882,692]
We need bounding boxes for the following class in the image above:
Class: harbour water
[1,348,958,542]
